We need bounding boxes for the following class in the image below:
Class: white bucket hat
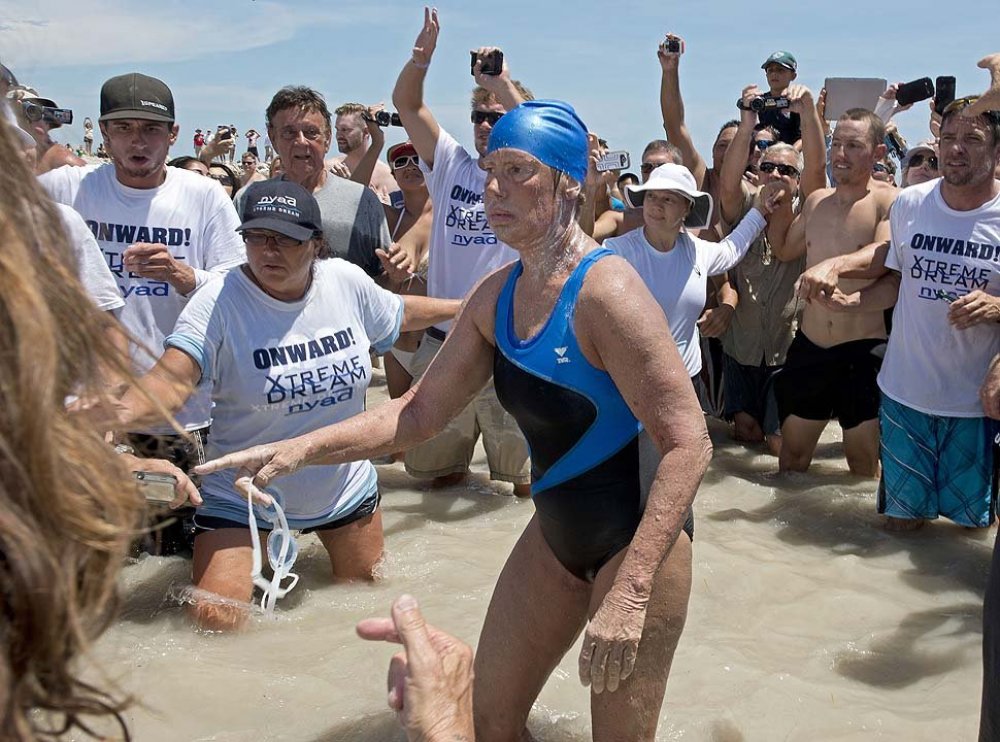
[624,163,714,230]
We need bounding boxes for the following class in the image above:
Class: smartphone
[895,77,935,107]
[471,49,504,76]
[596,150,630,172]
[218,129,232,141]
[935,75,956,115]
[133,471,177,505]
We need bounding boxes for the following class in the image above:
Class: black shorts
[774,333,885,430]
[193,490,381,534]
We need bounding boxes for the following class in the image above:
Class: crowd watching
[3,11,1000,741]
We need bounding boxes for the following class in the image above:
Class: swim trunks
[775,332,884,430]
[878,394,998,527]
[493,248,693,582]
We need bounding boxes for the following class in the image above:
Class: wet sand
[88,374,993,741]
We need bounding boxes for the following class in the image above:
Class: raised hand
[411,6,440,67]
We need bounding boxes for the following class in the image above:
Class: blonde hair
[0,119,143,740]
[471,80,534,108]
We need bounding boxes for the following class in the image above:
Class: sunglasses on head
[754,139,774,152]
[942,95,1000,121]
[907,153,938,170]
[759,161,799,177]
[392,154,419,170]
[471,110,503,126]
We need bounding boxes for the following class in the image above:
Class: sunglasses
[471,110,504,126]
[243,231,304,248]
[759,161,799,177]
[209,173,234,186]
[392,154,420,170]
[640,162,657,173]
[247,492,300,614]
[754,139,774,152]
[907,153,938,170]
[872,163,890,174]
[942,95,1000,121]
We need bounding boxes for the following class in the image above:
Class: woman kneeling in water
[198,100,712,740]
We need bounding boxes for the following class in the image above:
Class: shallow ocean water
[87,373,993,741]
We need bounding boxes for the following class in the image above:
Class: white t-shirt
[40,163,246,431]
[166,260,403,527]
[55,203,125,312]
[422,129,518,330]
[879,179,1000,417]
[606,209,766,376]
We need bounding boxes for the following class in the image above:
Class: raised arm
[350,106,387,189]
[392,7,443,168]
[472,47,528,111]
[658,35,707,188]
[787,84,827,199]
[719,86,759,225]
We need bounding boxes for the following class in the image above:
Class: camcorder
[471,49,504,76]
[22,100,73,126]
[737,95,790,113]
[362,110,403,128]
[662,37,682,53]
[885,130,907,161]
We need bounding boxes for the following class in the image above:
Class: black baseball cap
[236,180,322,242]
[100,72,174,123]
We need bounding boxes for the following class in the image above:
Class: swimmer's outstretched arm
[573,256,713,694]
[195,269,510,492]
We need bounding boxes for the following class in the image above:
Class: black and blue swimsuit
[493,248,693,582]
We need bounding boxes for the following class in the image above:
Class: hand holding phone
[934,76,956,115]
[895,77,935,107]
[471,49,504,77]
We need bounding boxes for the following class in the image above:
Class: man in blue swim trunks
[198,96,712,740]
[797,94,1000,531]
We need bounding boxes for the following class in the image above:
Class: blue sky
[4,0,997,169]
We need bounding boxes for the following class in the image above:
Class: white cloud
[0,0,375,69]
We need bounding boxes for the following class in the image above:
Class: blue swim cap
[486,99,589,185]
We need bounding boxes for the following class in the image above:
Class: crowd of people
[2,7,1000,740]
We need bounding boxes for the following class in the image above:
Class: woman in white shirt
[117,180,458,630]
[606,163,781,384]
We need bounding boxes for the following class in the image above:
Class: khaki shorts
[404,332,530,485]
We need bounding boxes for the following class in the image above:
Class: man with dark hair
[768,108,896,476]
[39,72,246,552]
[331,102,398,199]
[390,8,532,495]
[796,94,1000,534]
[246,85,391,277]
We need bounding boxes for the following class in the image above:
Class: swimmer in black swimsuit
[198,98,714,741]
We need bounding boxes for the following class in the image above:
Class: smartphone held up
[471,49,504,76]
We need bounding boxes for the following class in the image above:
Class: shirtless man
[332,102,398,200]
[769,108,896,476]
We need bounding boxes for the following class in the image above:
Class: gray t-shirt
[235,175,390,277]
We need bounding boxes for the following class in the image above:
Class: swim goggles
[247,486,300,615]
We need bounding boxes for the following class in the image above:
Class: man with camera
[715,84,826,456]
[39,72,246,552]
[390,7,531,496]
[238,86,391,279]
[767,107,897,478]
[332,102,398,200]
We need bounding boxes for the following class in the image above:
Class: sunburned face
[939,115,999,189]
[829,119,881,186]
[269,108,331,187]
[101,118,177,187]
[482,149,569,249]
[335,112,366,154]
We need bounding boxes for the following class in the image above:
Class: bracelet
[410,58,430,70]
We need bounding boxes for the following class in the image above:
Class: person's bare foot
[964,53,1000,117]
[883,516,926,532]
[431,472,468,488]
[512,482,531,498]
